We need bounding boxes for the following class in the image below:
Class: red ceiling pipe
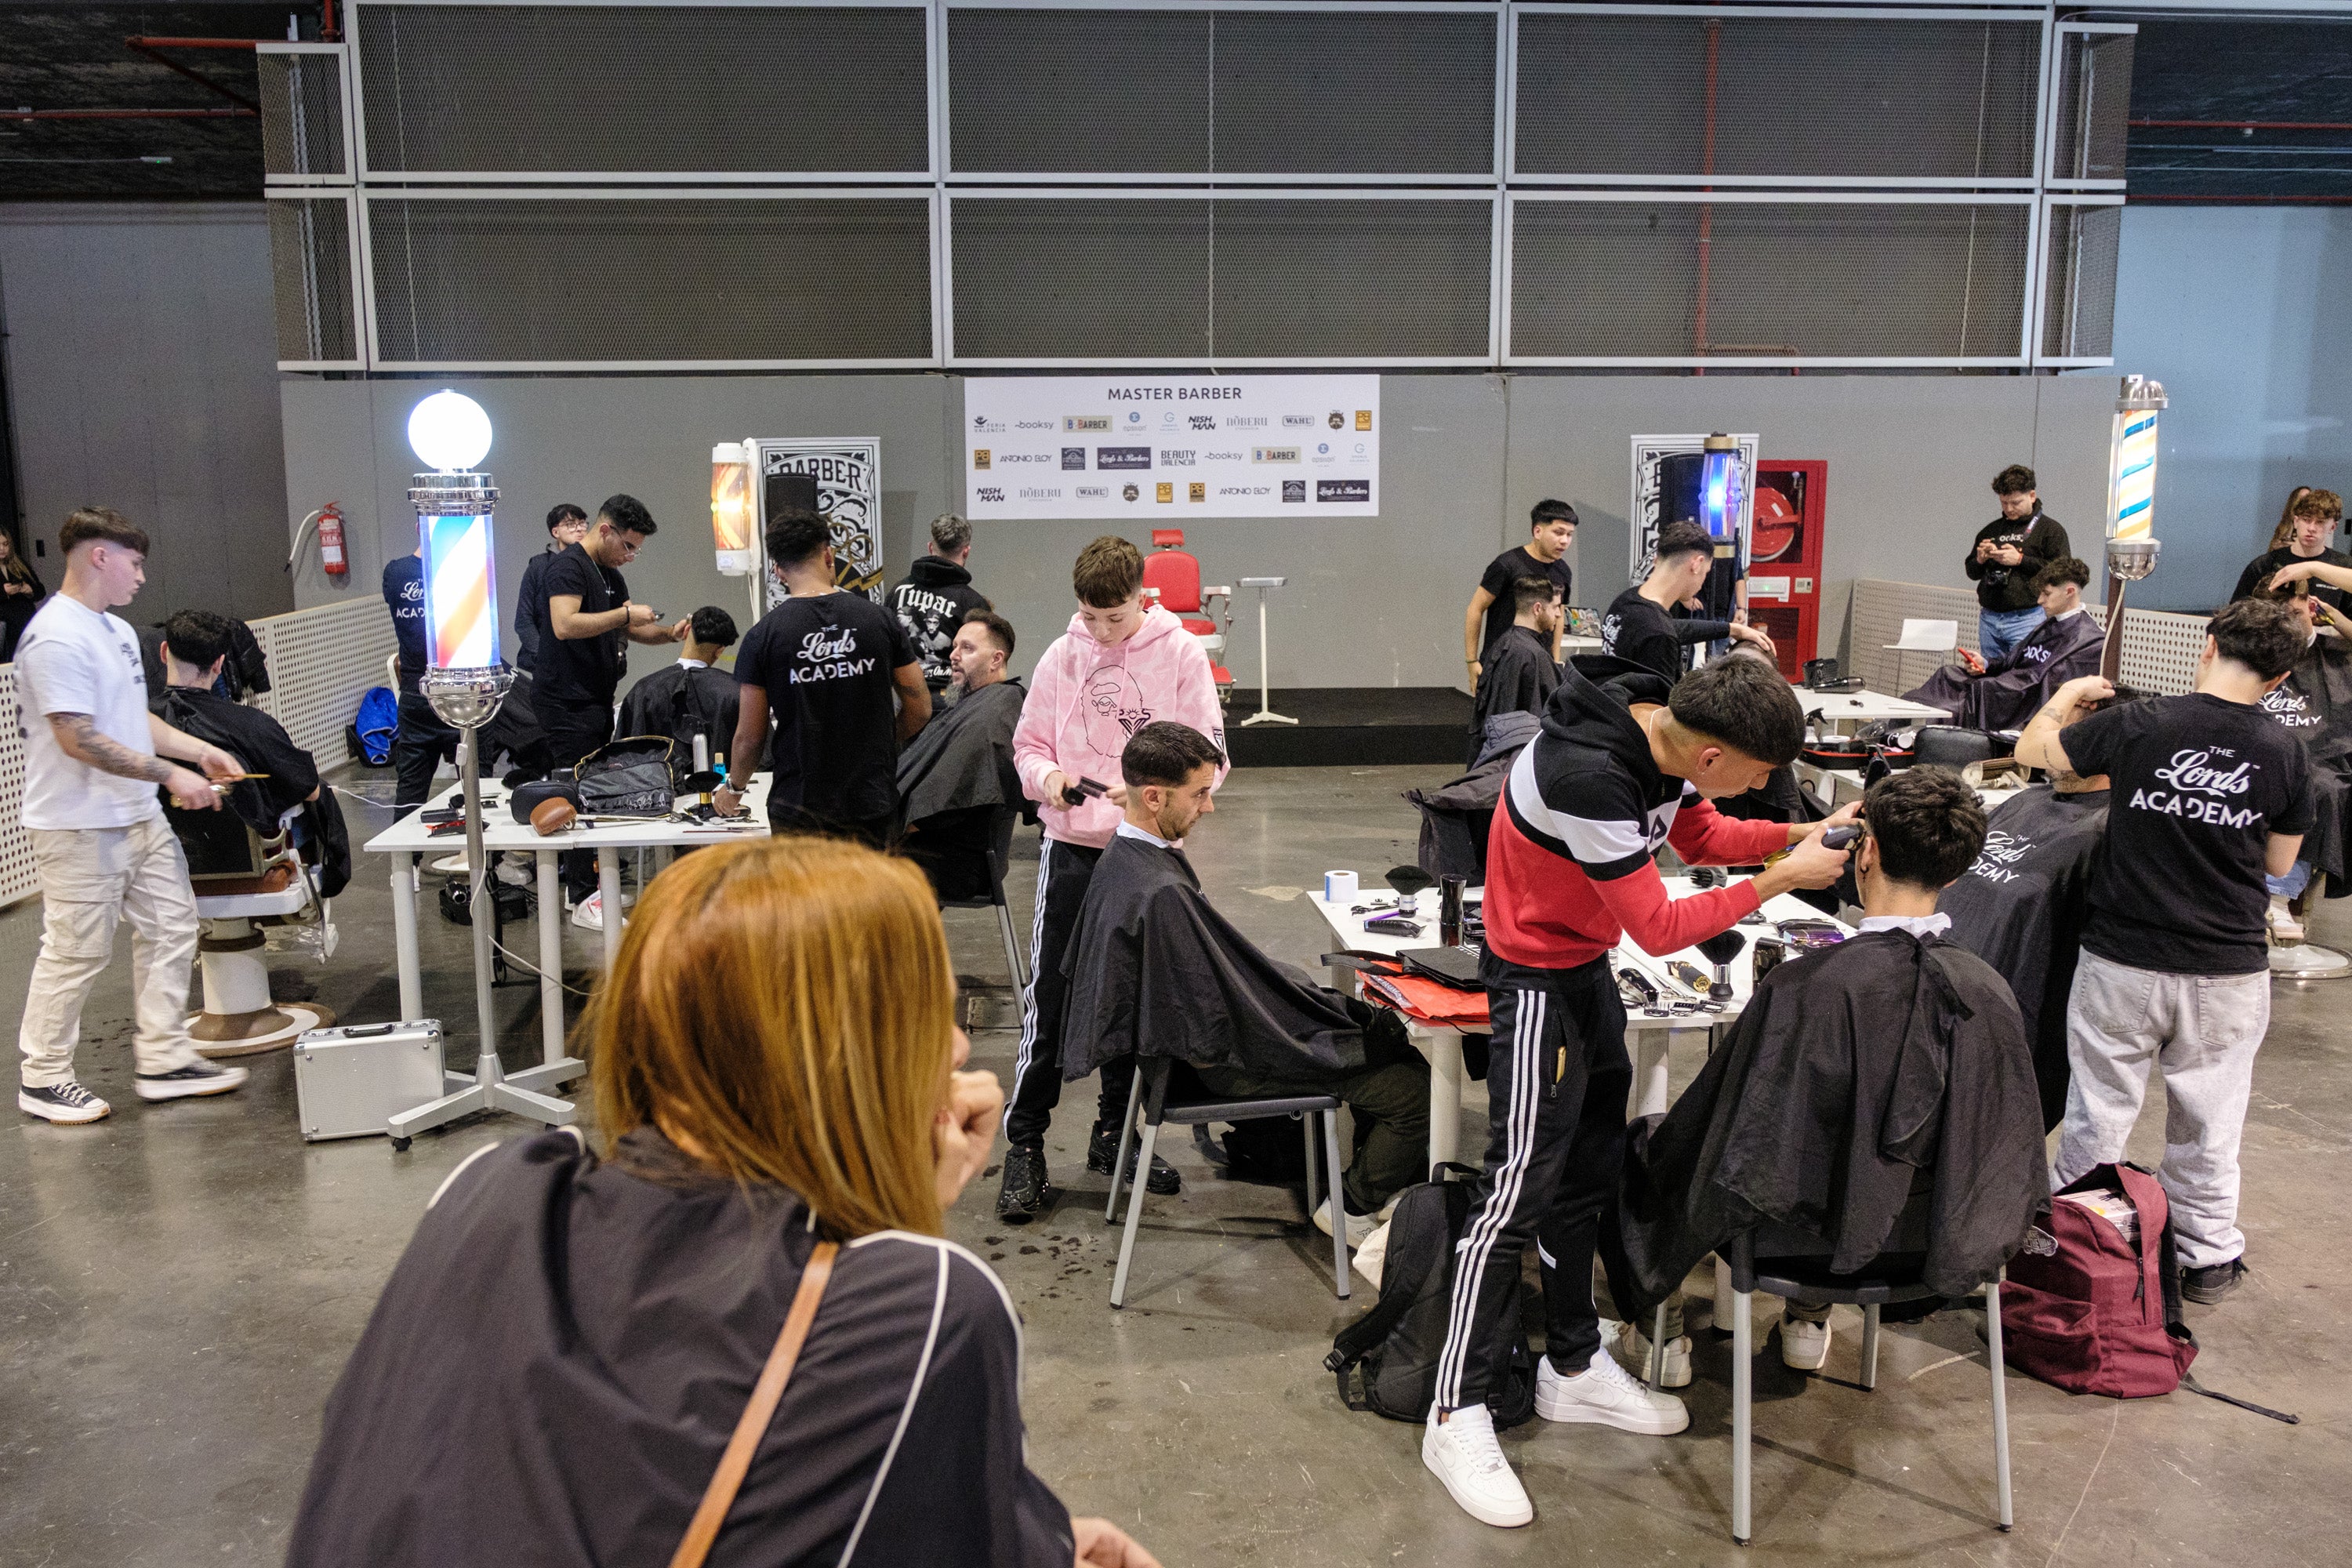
[124,36,263,115]
[2,107,254,120]
[2130,118,2352,132]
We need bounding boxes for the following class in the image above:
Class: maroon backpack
[2000,1163,2197,1399]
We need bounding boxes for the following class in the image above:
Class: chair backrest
[1140,547,1203,615]
[1915,725,1995,769]
[1151,528,1185,550]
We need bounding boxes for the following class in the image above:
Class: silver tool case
[292,1021,448,1142]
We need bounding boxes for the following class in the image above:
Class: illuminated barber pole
[2100,376,2167,684]
[420,510,500,670]
[2107,376,2164,545]
[710,442,753,575]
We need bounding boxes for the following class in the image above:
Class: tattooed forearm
[49,714,174,784]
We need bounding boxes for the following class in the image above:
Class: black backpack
[1326,1163,1537,1429]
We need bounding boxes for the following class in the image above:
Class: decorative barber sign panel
[758,439,884,611]
[963,376,1381,520]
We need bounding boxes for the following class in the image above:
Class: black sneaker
[2181,1258,2248,1305]
[996,1145,1048,1224]
[19,1081,111,1123]
[134,1062,250,1102]
[1087,1120,1181,1196]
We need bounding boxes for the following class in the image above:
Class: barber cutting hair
[1421,654,1852,1528]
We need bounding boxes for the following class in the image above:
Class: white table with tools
[1306,877,1854,1170]
[363,775,773,1068]
[1791,686,1952,732]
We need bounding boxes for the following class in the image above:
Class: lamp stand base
[1242,709,1298,727]
[387,1048,586,1149]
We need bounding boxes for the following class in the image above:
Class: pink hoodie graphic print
[1012,603,1229,848]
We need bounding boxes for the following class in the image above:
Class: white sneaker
[134,1062,249,1102]
[1601,1316,1693,1389]
[570,891,604,931]
[1535,1345,1690,1435]
[1312,1203,1379,1247]
[20,1081,111,1123]
[2268,895,2307,946]
[1780,1314,1833,1371]
[1422,1403,1534,1527]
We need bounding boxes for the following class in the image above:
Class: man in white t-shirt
[14,507,252,1123]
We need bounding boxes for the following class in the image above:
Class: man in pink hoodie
[999,535,1229,1221]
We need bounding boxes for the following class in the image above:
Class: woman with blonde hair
[287,837,1156,1568]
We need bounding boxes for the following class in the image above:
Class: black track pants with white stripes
[1433,950,1632,1411]
[1004,837,1134,1151]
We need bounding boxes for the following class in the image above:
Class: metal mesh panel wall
[357,5,929,173]
[1209,200,1492,357]
[952,199,1212,358]
[950,198,1490,360]
[2050,31,2135,182]
[368,196,933,364]
[245,598,400,763]
[948,7,1497,175]
[260,53,347,177]
[2042,203,2121,359]
[1510,199,2030,360]
[1512,15,2041,182]
[0,666,34,910]
[269,197,361,363]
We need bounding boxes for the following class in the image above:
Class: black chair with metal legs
[928,808,1029,996]
[1104,1056,1349,1308]
[1722,1200,2013,1546]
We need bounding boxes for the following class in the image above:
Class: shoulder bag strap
[666,1239,840,1568]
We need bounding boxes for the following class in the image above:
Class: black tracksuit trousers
[1004,837,1134,1151]
[1433,949,1632,1411]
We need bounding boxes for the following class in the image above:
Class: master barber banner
[963,376,1380,521]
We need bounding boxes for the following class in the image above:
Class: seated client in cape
[1604,767,2047,1372]
[1060,720,1431,1243]
[1904,556,2103,732]
[895,610,1029,901]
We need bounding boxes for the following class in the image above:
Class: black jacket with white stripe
[286,1128,1073,1567]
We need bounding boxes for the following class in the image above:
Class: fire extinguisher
[316,503,348,579]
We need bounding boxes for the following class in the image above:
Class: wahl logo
[1064,415,1112,431]
[971,448,991,469]
[1076,485,1110,499]
[1281,414,1315,428]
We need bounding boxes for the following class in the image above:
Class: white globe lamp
[408,390,493,474]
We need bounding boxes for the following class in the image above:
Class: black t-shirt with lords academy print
[735,590,916,822]
[2062,692,2314,975]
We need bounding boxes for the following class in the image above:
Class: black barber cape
[1904,609,2103,733]
[1059,830,1366,1083]
[287,1129,1074,1568]
[1410,710,1538,883]
[1606,932,2046,1319]
[2261,630,2352,890]
[1468,625,1560,766]
[1940,786,2110,1131]
[896,677,1026,827]
[153,684,350,897]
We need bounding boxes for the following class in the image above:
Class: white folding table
[1305,877,1853,1170]
[362,775,774,1067]
[1791,686,1952,732]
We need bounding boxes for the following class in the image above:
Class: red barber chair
[1141,528,1234,703]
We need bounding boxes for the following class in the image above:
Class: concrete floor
[4,764,2350,1566]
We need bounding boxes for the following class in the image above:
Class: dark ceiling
[0,3,323,199]
[0,5,2347,202]
[2125,17,2352,201]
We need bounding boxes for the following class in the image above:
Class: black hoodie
[889,557,992,688]
[1482,656,1788,969]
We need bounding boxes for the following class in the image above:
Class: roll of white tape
[1324,869,1359,902]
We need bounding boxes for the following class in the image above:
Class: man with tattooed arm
[13,508,251,1124]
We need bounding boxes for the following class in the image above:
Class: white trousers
[2053,949,2270,1270]
[17,817,204,1088]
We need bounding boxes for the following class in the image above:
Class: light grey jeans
[2053,949,2270,1270]
[17,817,204,1089]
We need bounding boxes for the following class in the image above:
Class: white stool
[190,879,335,1056]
